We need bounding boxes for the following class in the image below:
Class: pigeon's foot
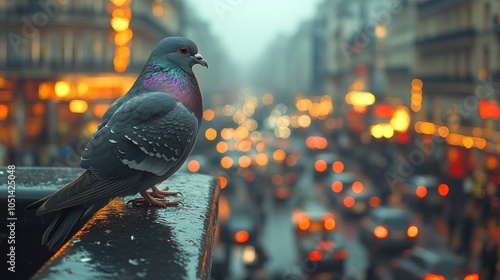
[147,186,182,199]
[128,191,180,208]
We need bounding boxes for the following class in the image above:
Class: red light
[374,225,388,239]
[464,273,479,280]
[234,230,249,243]
[416,186,427,198]
[334,249,348,260]
[343,196,355,208]
[315,160,328,172]
[373,104,395,119]
[332,161,344,173]
[308,251,323,261]
[423,274,445,280]
[352,181,363,193]
[331,181,343,193]
[368,197,381,207]
[438,184,449,196]
[397,132,409,143]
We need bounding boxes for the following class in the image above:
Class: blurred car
[399,175,449,211]
[219,202,261,245]
[360,206,418,252]
[339,184,382,216]
[297,231,348,277]
[292,201,337,236]
[391,247,479,280]
[313,152,344,181]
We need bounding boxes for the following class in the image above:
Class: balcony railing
[0,167,219,280]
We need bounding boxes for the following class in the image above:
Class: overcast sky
[185,0,323,65]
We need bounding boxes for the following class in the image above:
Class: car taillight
[368,197,381,207]
[463,273,479,280]
[416,186,427,198]
[331,181,343,193]
[344,196,355,208]
[374,225,388,239]
[234,230,249,243]
[323,214,336,231]
[407,225,418,238]
[438,183,449,196]
[308,251,323,261]
[298,217,311,231]
[423,274,445,280]
[334,249,348,260]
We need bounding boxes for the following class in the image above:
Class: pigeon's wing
[81,91,199,179]
[37,92,198,213]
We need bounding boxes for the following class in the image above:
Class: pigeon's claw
[148,186,181,198]
[127,191,180,207]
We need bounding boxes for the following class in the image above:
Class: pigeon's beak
[193,53,208,68]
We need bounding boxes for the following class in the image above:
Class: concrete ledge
[0,167,219,280]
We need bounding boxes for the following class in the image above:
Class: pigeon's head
[152,37,208,73]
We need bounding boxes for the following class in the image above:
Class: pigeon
[26,36,208,251]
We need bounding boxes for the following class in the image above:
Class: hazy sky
[186,0,323,65]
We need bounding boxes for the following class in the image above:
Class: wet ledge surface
[1,167,219,280]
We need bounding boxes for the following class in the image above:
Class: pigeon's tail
[42,206,86,251]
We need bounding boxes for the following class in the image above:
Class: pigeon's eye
[178,47,189,55]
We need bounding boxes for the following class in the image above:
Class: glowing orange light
[298,217,310,231]
[438,184,449,196]
[273,149,286,162]
[463,274,479,280]
[308,251,323,261]
[218,175,228,189]
[343,196,355,208]
[187,160,200,172]
[332,161,344,173]
[352,181,363,193]
[205,128,217,141]
[255,154,268,166]
[0,104,8,120]
[114,29,133,46]
[323,217,336,231]
[416,186,427,198]
[110,17,130,32]
[203,109,215,121]
[55,81,70,97]
[315,160,327,172]
[216,142,228,153]
[368,197,381,208]
[407,225,418,238]
[69,100,88,113]
[234,230,249,243]
[331,181,343,193]
[220,156,233,169]
[374,226,388,239]
[423,274,445,280]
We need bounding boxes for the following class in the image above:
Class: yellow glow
[77,82,88,96]
[0,104,8,120]
[296,98,312,111]
[345,91,375,106]
[110,17,130,32]
[437,126,449,137]
[298,115,311,128]
[390,106,410,132]
[93,104,109,118]
[411,79,423,90]
[371,125,383,139]
[234,126,249,140]
[114,29,133,46]
[221,128,234,140]
[382,124,394,138]
[69,100,88,113]
[111,0,128,6]
[463,137,474,148]
[205,128,217,141]
[203,109,215,121]
[55,81,70,98]
[256,142,266,153]
[236,140,252,152]
[375,24,387,38]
